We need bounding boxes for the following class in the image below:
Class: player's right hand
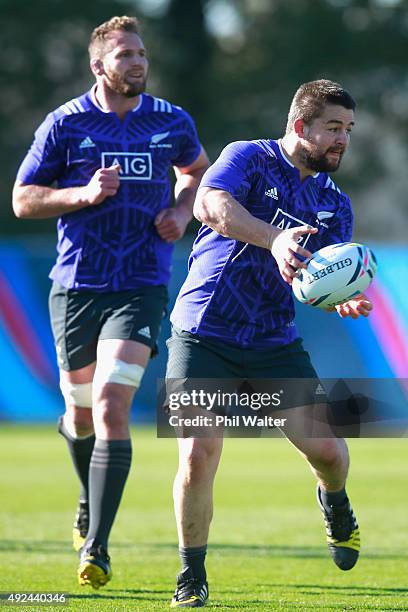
[335,293,373,319]
[270,225,318,285]
[81,164,121,206]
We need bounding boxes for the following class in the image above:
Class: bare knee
[179,440,221,484]
[93,384,133,438]
[64,407,94,437]
[307,438,349,472]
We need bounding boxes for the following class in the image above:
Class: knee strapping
[93,358,145,388]
[59,379,93,408]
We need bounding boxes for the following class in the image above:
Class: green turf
[1,425,407,611]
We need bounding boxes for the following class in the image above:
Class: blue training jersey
[16,88,202,291]
[171,139,353,349]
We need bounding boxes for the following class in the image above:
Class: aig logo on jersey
[101,152,152,181]
[270,208,316,246]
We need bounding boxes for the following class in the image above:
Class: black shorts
[163,328,326,434]
[166,327,318,379]
[49,282,168,371]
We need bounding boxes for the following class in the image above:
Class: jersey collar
[89,85,144,114]
[276,139,320,179]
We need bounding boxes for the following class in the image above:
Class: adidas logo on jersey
[79,136,96,149]
[149,132,172,148]
[265,186,279,200]
[137,326,151,339]
[315,383,326,396]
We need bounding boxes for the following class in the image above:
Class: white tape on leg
[59,379,93,408]
[93,358,145,388]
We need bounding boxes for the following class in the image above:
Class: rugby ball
[292,242,377,308]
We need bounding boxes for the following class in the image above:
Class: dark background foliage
[1,0,407,240]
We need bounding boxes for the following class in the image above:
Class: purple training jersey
[171,139,353,348]
[17,88,202,291]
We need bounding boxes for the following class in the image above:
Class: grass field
[1,425,408,611]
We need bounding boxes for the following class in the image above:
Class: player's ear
[294,118,308,139]
[90,58,104,77]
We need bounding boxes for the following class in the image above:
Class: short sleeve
[199,141,259,201]
[16,113,66,185]
[171,110,202,168]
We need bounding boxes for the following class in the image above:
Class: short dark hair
[285,79,356,134]
[89,16,140,59]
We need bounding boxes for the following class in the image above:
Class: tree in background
[1,0,407,240]
[1,0,133,235]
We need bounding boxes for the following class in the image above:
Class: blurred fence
[0,238,406,422]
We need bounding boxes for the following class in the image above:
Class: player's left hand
[335,293,373,319]
[154,207,191,242]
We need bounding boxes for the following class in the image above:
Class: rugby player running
[13,15,209,589]
[166,80,372,607]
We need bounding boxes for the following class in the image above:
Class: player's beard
[298,143,344,173]
[105,68,147,98]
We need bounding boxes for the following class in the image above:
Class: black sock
[179,545,207,582]
[86,439,132,550]
[320,486,347,512]
[58,416,95,503]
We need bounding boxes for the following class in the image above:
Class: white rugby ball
[292,242,377,308]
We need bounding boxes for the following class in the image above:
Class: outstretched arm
[194,186,317,284]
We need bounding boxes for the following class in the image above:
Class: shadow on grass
[209,603,408,611]
[247,582,408,597]
[1,540,407,562]
[68,592,168,602]
[0,540,136,553]
[213,583,408,610]
[67,588,408,611]
[147,541,408,561]
[290,583,408,595]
